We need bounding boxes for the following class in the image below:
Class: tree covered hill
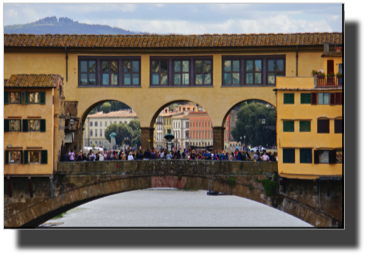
[4,16,147,35]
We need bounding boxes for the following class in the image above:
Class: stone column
[141,127,153,151]
[213,127,225,152]
[149,127,155,150]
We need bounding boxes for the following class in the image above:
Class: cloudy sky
[4,3,343,34]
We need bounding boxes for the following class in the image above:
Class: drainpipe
[296,45,298,77]
[65,47,68,82]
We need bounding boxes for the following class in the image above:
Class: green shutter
[41,150,48,164]
[5,151,9,164]
[24,92,29,104]
[23,150,28,164]
[40,119,46,132]
[300,149,312,163]
[20,150,23,164]
[23,119,29,132]
[283,121,294,132]
[40,92,46,104]
[300,93,311,104]
[283,93,294,104]
[20,92,23,104]
[5,92,9,105]
[299,121,311,132]
[4,119,9,132]
[283,149,295,163]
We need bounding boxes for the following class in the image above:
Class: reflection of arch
[221,99,276,127]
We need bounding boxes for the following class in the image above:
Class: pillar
[149,127,155,150]
[213,127,225,152]
[141,127,153,151]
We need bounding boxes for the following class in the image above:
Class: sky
[3,3,343,34]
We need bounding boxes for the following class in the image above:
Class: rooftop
[4,32,342,48]
[88,110,137,118]
[4,74,62,88]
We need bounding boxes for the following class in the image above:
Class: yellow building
[4,74,65,177]
[274,43,342,180]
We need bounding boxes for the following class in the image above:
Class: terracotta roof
[189,111,208,115]
[4,32,342,48]
[273,87,343,91]
[4,74,61,88]
[88,110,138,118]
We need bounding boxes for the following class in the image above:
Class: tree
[230,102,276,147]
[104,120,141,148]
[105,123,118,143]
[168,103,179,112]
[92,143,97,149]
[100,102,111,113]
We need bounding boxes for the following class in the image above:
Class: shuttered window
[283,148,295,163]
[300,93,311,104]
[314,150,336,164]
[283,93,294,104]
[23,150,28,164]
[283,121,294,132]
[330,93,336,105]
[317,119,330,133]
[335,93,343,105]
[4,92,9,104]
[5,150,9,164]
[299,121,311,132]
[40,119,46,132]
[40,92,46,104]
[23,119,29,132]
[311,92,317,105]
[4,119,9,132]
[300,149,312,163]
[335,119,343,133]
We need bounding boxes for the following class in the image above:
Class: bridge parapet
[56,160,277,177]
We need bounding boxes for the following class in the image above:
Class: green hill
[4,16,147,35]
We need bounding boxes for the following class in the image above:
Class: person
[229,152,234,161]
[88,150,96,161]
[166,151,172,159]
[76,150,83,161]
[261,151,270,162]
[254,151,259,161]
[144,149,150,160]
[150,150,156,159]
[128,152,134,161]
[108,151,114,161]
[68,150,75,162]
[236,151,242,160]
[174,150,181,159]
[182,149,186,159]
[275,153,278,162]
[82,152,88,161]
[220,151,225,161]
[190,150,196,160]
[103,151,108,160]
[99,151,104,161]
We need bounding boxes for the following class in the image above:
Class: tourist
[174,150,181,159]
[144,149,150,160]
[88,150,96,161]
[275,153,278,162]
[166,151,172,159]
[236,151,242,160]
[261,152,270,162]
[76,150,83,161]
[190,150,196,160]
[182,149,186,159]
[68,149,75,162]
[128,152,134,161]
[99,151,104,161]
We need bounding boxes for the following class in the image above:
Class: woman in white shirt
[99,151,104,161]
[128,152,134,161]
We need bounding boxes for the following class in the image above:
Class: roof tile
[4,74,61,88]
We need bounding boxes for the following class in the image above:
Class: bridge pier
[141,127,153,151]
[213,127,225,151]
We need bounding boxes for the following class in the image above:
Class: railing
[315,75,343,87]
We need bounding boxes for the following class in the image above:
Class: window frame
[300,148,312,164]
[283,120,294,132]
[300,93,311,104]
[317,119,330,133]
[222,55,285,87]
[318,92,330,105]
[266,58,286,85]
[9,119,21,132]
[150,56,213,87]
[299,120,311,132]
[29,119,41,132]
[334,119,343,133]
[9,92,22,104]
[283,148,295,164]
[28,150,41,164]
[78,56,141,87]
[283,93,295,104]
[8,150,22,164]
[122,59,141,86]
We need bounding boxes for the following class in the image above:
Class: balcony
[315,75,343,88]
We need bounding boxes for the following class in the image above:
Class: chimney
[323,42,329,54]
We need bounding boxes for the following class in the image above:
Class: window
[151,60,168,85]
[283,148,295,163]
[318,93,330,105]
[28,92,39,104]
[317,119,330,133]
[336,149,343,163]
[173,60,190,85]
[10,119,21,132]
[29,120,40,131]
[90,130,93,136]
[284,93,294,104]
[9,151,21,164]
[335,119,343,133]
[29,151,40,163]
[267,59,285,85]
[100,130,102,137]
[95,122,98,127]
[222,56,284,86]
[105,121,107,127]
[300,93,311,104]
[95,130,97,137]
[245,60,262,85]
[101,60,118,86]
[300,149,312,163]
[78,57,141,87]
[100,122,102,127]
[123,60,140,85]
[283,121,294,132]
[10,92,22,104]
[79,60,96,85]
[223,59,240,85]
[151,57,212,86]
[299,121,311,132]
[90,122,93,127]
[330,92,343,105]
[315,150,329,163]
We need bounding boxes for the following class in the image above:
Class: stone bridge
[4,160,342,228]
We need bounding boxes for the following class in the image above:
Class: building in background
[83,109,137,149]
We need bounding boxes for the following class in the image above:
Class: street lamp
[244,135,246,150]
[240,136,242,150]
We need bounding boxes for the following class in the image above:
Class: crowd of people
[63,147,278,162]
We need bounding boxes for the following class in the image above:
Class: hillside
[4,16,147,35]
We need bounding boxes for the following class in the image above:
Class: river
[42,188,312,227]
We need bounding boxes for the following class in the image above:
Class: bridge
[4,160,342,228]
